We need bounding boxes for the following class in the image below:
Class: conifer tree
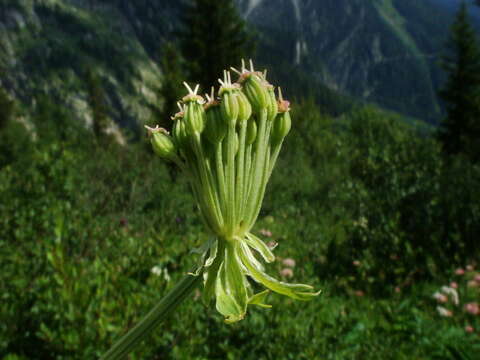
[85,68,110,141]
[155,42,185,130]
[438,2,480,161]
[179,0,255,91]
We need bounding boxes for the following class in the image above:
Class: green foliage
[438,2,480,161]
[84,68,111,141]
[1,98,479,358]
[0,86,14,132]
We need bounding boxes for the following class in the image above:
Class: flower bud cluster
[147,60,319,323]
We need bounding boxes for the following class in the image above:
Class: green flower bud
[146,126,177,161]
[204,100,227,144]
[219,72,241,127]
[223,131,239,158]
[246,118,257,145]
[172,118,187,149]
[237,90,252,123]
[184,100,206,135]
[271,100,291,145]
[266,84,278,121]
[182,83,206,135]
[240,73,269,114]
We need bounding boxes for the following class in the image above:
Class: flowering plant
[101,61,319,359]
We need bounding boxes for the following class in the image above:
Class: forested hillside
[1,0,476,126]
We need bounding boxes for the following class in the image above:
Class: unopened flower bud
[219,72,241,127]
[184,101,206,135]
[204,101,227,144]
[146,126,177,161]
[271,111,291,145]
[182,83,206,135]
[172,118,187,148]
[237,90,252,123]
[266,85,278,121]
[223,131,239,158]
[240,73,269,113]
[246,119,257,145]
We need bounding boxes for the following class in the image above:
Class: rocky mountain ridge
[0,0,475,128]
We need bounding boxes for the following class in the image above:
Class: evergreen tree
[85,68,110,141]
[179,0,255,91]
[438,2,480,161]
[154,42,185,130]
[0,85,14,131]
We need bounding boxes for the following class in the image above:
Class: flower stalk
[100,271,203,360]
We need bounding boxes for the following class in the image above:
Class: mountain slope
[0,0,177,129]
[0,0,471,128]
[237,0,458,123]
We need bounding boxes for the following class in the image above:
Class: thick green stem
[215,141,228,219]
[191,133,224,229]
[242,144,253,223]
[235,121,247,224]
[268,141,284,179]
[226,123,237,235]
[100,272,203,360]
[186,159,221,234]
[247,146,271,230]
[243,109,268,229]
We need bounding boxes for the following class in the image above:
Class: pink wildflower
[280,268,293,278]
[354,290,365,297]
[455,268,465,275]
[436,306,453,317]
[352,260,361,266]
[468,280,478,288]
[450,281,458,289]
[266,240,277,249]
[282,258,296,268]
[464,303,479,315]
[441,286,459,306]
[259,229,272,237]
[466,265,474,272]
[394,287,401,293]
[474,274,480,283]
[432,292,448,304]
[465,325,474,333]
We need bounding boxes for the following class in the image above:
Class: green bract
[147,60,320,323]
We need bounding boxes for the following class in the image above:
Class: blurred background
[1,0,480,359]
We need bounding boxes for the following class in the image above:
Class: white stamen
[249,59,254,72]
[230,66,241,76]
[144,124,159,133]
[183,82,194,94]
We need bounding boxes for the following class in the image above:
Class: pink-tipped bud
[146,126,177,161]
[271,111,291,146]
[265,84,278,121]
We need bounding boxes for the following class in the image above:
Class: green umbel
[147,60,320,323]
